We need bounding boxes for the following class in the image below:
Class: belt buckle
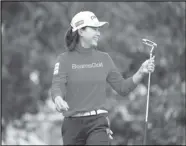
[85,112,90,116]
[76,110,99,117]
[89,110,96,116]
[93,110,97,115]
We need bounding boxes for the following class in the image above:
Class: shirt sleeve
[51,53,67,102]
[106,53,137,97]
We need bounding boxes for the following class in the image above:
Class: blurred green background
[1,2,185,145]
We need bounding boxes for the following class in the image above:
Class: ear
[78,28,84,37]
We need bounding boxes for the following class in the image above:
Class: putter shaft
[143,45,154,145]
[145,52,153,122]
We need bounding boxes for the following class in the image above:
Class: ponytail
[64,27,79,51]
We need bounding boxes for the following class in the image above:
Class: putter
[142,38,157,145]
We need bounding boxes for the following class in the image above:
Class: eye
[94,28,100,31]
[90,27,99,31]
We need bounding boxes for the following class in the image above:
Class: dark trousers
[61,113,112,145]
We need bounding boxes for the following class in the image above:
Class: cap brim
[90,21,109,28]
[97,21,109,27]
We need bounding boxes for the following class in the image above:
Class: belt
[71,109,108,117]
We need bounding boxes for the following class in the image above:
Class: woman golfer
[51,11,155,145]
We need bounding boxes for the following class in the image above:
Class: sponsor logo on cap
[75,20,84,27]
[91,15,97,20]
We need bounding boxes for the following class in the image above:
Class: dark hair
[64,27,79,51]
[64,26,87,51]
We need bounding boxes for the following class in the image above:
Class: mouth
[93,37,99,41]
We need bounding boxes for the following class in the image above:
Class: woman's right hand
[54,96,69,113]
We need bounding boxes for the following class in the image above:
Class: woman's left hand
[139,56,155,75]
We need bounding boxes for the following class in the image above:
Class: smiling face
[78,26,101,48]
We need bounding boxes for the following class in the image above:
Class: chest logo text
[72,62,103,69]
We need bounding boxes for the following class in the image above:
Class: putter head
[142,38,157,53]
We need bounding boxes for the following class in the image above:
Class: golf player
[51,11,155,145]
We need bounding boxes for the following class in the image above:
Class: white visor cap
[70,11,109,32]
